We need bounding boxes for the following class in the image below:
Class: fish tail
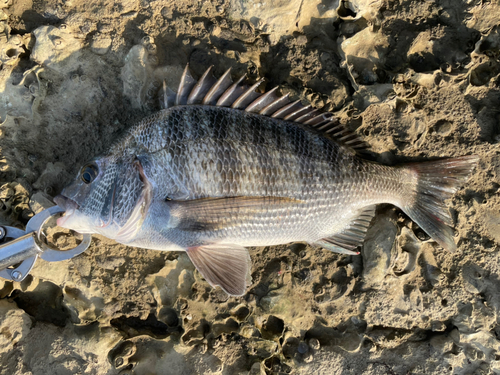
[400,155,479,252]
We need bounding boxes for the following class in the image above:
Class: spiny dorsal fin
[271,99,303,119]
[187,65,217,105]
[175,64,197,106]
[259,93,290,115]
[232,78,264,109]
[216,74,248,107]
[162,81,177,109]
[203,68,233,105]
[245,86,280,113]
[163,65,368,152]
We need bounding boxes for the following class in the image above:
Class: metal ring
[25,205,65,233]
[31,205,92,262]
[0,226,26,240]
[39,234,92,262]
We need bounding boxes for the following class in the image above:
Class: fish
[54,65,479,296]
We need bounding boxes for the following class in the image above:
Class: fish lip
[53,194,79,211]
[53,195,79,227]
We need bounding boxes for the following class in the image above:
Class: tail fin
[401,155,479,252]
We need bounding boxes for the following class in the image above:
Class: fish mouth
[53,195,79,227]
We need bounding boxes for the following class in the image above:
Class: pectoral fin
[167,196,301,231]
[186,244,252,296]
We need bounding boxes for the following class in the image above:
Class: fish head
[54,155,150,241]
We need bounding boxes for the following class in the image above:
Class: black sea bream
[54,66,478,296]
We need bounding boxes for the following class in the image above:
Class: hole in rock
[158,306,179,327]
[5,49,18,58]
[12,280,70,327]
[337,1,357,18]
[261,315,285,340]
[111,313,175,339]
[231,305,250,321]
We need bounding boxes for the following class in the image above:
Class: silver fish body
[55,66,478,296]
[117,106,401,248]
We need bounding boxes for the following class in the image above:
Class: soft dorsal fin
[186,244,252,296]
[163,65,368,152]
[314,206,376,255]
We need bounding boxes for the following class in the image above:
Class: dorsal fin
[232,78,264,109]
[217,74,248,107]
[187,66,217,105]
[245,86,280,113]
[175,64,197,106]
[163,65,368,152]
[271,99,303,119]
[162,81,177,109]
[203,68,233,105]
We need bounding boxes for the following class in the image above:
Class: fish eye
[80,164,99,184]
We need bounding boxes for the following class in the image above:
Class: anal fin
[186,244,252,296]
[314,240,361,255]
[314,206,376,255]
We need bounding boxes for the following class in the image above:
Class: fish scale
[55,65,478,296]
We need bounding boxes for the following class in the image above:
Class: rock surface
[1,0,500,374]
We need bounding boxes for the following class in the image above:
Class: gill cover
[114,159,153,243]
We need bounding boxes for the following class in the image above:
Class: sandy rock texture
[1,0,500,374]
